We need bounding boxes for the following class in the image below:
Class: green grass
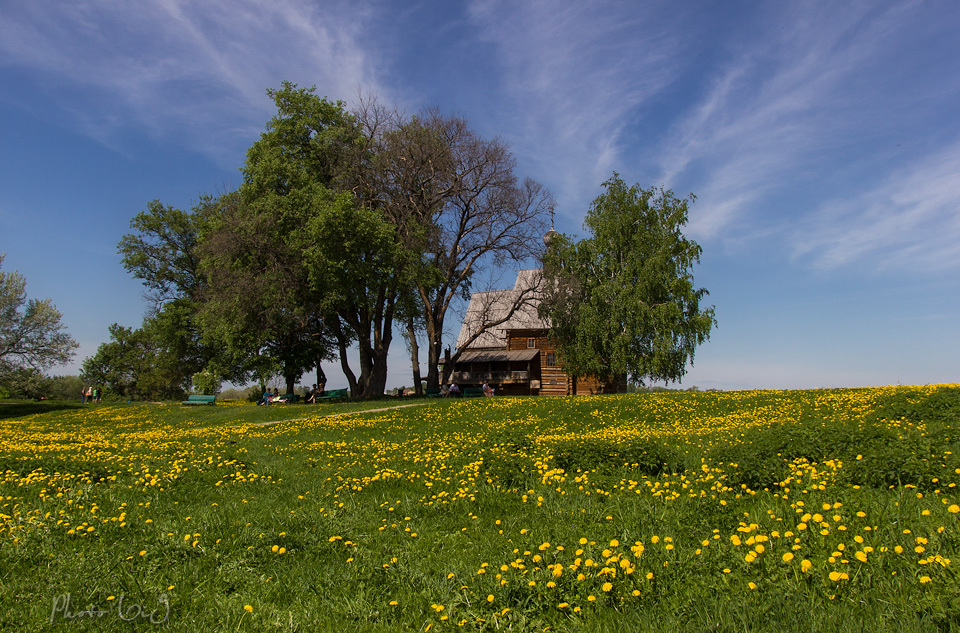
[2,386,960,631]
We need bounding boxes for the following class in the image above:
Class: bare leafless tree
[356,108,554,389]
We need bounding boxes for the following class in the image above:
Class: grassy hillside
[2,386,960,631]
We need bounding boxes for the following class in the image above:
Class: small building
[451,269,624,396]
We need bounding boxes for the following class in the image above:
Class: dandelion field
[3,386,960,632]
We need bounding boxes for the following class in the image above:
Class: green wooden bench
[317,388,349,402]
[463,387,484,397]
[182,394,216,405]
[275,393,299,404]
[425,387,443,398]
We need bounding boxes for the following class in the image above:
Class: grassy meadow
[2,386,960,631]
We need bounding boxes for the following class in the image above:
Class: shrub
[553,438,686,476]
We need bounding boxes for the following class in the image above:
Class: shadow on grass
[0,401,85,420]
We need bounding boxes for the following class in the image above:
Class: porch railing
[451,370,529,384]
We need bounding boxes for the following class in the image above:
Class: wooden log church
[451,269,625,396]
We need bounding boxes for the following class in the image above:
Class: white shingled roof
[455,269,548,351]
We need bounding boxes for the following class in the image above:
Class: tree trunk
[407,317,422,395]
[315,361,327,392]
[355,340,390,398]
[426,338,443,389]
[331,319,357,397]
[423,309,444,390]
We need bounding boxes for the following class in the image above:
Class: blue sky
[1,0,958,391]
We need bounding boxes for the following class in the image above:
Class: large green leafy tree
[81,322,187,400]
[540,174,716,387]
[198,192,337,395]
[234,82,408,398]
[117,197,242,389]
[0,254,78,384]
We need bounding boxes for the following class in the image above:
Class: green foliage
[117,199,213,301]
[191,366,220,396]
[228,83,403,398]
[4,388,960,632]
[246,385,264,402]
[871,385,960,429]
[0,367,51,400]
[0,373,88,403]
[116,197,243,389]
[46,375,85,401]
[540,174,715,386]
[709,387,960,491]
[81,322,189,400]
[479,429,538,488]
[553,438,687,476]
[216,386,249,400]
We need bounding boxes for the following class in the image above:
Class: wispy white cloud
[792,139,960,272]
[0,0,382,163]
[653,1,953,250]
[465,0,688,221]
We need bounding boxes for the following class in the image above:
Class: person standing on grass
[81,387,86,404]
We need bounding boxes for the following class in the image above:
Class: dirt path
[239,402,430,428]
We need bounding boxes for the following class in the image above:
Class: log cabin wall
[507,329,569,396]
[506,329,625,396]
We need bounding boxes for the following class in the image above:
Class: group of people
[257,389,279,406]
[304,384,325,403]
[441,382,495,397]
[258,384,327,406]
[81,386,101,404]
